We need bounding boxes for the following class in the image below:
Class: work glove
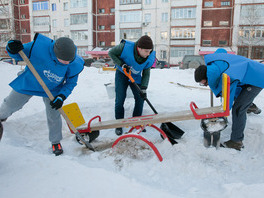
[140,87,147,100]
[7,40,24,54]
[50,94,66,110]
[122,64,130,73]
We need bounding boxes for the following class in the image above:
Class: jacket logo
[130,67,140,74]
[43,70,63,83]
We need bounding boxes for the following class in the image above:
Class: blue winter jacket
[116,40,156,84]
[204,49,264,109]
[6,33,84,98]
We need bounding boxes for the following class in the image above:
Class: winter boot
[52,143,63,156]
[247,103,261,114]
[221,140,244,151]
[0,121,3,141]
[115,128,123,136]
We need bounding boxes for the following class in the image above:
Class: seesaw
[62,74,230,162]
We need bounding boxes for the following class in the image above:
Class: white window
[110,25,115,29]
[71,0,88,8]
[170,47,195,57]
[21,14,26,19]
[202,40,211,45]
[120,11,141,23]
[111,41,115,46]
[110,8,115,13]
[171,8,196,19]
[221,1,230,6]
[204,1,213,7]
[120,0,142,5]
[204,21,212,26]
[162,13,168,22]
[219,40,228,45]
[20,0,25,4]
[160,50,167,59]
[171,28,195,39]
[144,13,151,23]
[77,47,88,56]
[52,3,56,11]
[219,21,229,26]
[161,31,168,40]
[64,19,70,27]
[98,25,105,30]
[63,2,69,11]
[100,41,105,46]
[32,1,49,11]
[71,31,88,41]
[120,29,142,40]
[145,0,151,4]
[52,19,57,27]
[70,14,88,25]
[99,9,105,14]
[162,0,168,2]
[33,17,49,26]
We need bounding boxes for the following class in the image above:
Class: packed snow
[1,61,264,198]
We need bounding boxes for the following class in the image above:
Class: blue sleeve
[58,74,79,98]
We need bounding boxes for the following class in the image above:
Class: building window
[33,1,49,11]
[239,27,264,38]
[162,13,168,22]
[170,47,195,57]
[161,31,168,40]
[120,0,142,5]
[63,2,69,11]
[171,8,196,19]
[53,35,58,40]
[64,19,70,27]
[70,14,88,25]
[77,47,88,57]
[144,13,151,23]
[120,29,142,40]
[202,40,211,46]
[52,3,56,11]
[111,41,115,46]
[204,21,212,26]
[221,1,230,6]
[99,41,105,46]
[145,0,151,4]
[33,17,50,26]
[21,29,27,33]
[99,9,105,14]
[20,0,25,4]
[204,1,213,7]
[71,0,87,8]
[110,8,115,13]
[120,11,141,23]
[219,21,229,26]
[21,14,26,19]
[71,31,88,41]
[219,40,228,45]
[160,50,167,59]
[162,0,168,2]
[171,28,195,39]
[98,25,105,30]
[0,20,8,29]
[52,19,57,27]
[110,25,115,29]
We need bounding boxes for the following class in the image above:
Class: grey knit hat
[54,37,76,61]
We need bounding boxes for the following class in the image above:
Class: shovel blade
[160,122,185,140]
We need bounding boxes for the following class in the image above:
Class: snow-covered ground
[1,62,264,198]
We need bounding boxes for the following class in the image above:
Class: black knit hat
[54,37,76,61]
[194,65,207,82]
[137,35,153,49]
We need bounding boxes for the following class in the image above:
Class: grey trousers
[231,85,262,142]
[0,90,62,144]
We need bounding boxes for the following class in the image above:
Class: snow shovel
[122,67,185,145]
[18,50,95,151]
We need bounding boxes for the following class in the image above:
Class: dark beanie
[137,35,153,49]
[194,65,207,82]
[54,37,76,61]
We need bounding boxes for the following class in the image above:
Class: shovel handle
[123,67,135,83]
[18,50,94,151]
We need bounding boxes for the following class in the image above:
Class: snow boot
[115,128,123,136]
[52,143,63,156]
[220,140,244,151]
[0,121,3,141]
[247,103,261,114]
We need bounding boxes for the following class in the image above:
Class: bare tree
[238,2,264,59]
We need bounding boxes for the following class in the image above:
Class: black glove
[50,94,66,110]
[122,64,130,73]
[7,40,24,54]
[140,87,147,100]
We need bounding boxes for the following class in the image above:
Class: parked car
[84,58,95,67]
[179,55,205,69]
[90,59,105,68]
[152,60,170,69]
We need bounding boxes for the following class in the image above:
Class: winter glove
[50,94,66,110]
[140,87,147,100]
[7,40,24,54]
[122,64,130,73]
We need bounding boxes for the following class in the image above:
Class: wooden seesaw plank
[77,106,224,131]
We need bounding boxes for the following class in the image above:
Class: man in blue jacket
[0,33,84,155]
[194,49,263,151]
[108,35,156,135]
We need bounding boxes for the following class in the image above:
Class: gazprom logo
[43,70,63,83]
